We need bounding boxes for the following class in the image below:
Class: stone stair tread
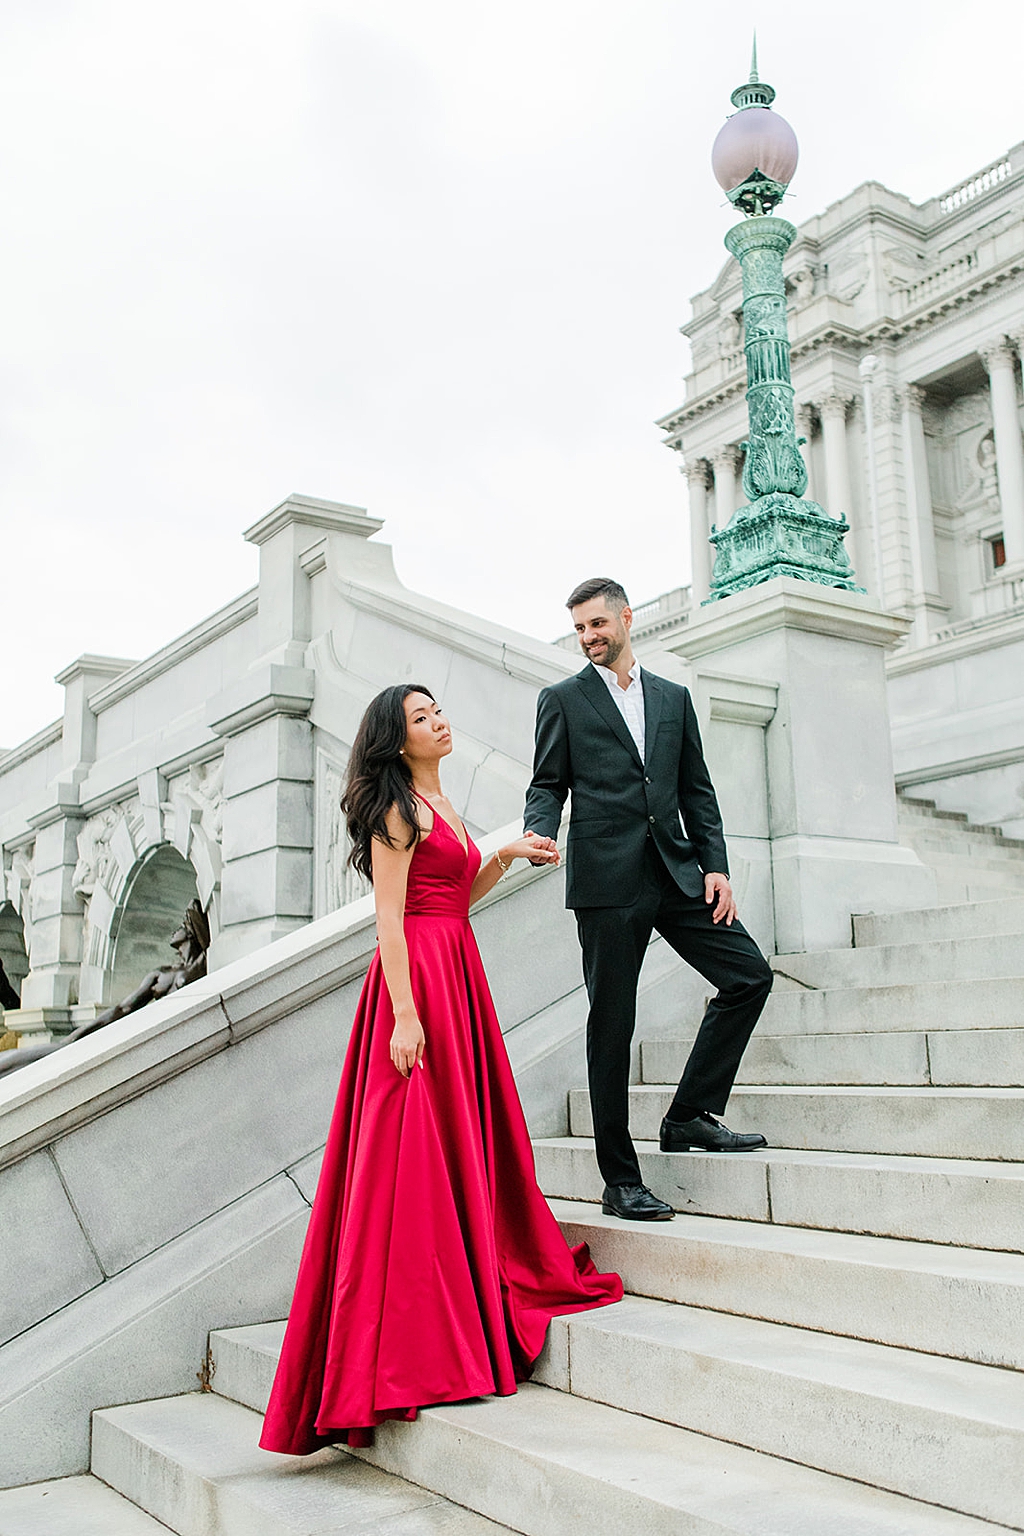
[534,1135,1024,1249]
[204,1320,1013,1536]
[92,1391,516,1536]
[756,975,1024,1032]
[641,1026,1024,1088]
[769,931,1024,986]
[567,1083,1023,1161]
[0,1475,173,1534]
[536,1292,1024,1524]
[547,1197,1024,1293]
[853,896,1024,945]
[353,1380,1014,1536]
[550,1196,1024,1367]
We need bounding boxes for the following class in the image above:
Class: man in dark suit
[524,577,772,1221]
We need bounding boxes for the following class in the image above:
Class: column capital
[899,383,928,416]
[813,392,855,422]
[682,458,710,488]
[711,444,743,473]
[979,335,1018,372]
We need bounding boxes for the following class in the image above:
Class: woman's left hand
[501,833,560,867]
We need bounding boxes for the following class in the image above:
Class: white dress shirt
[593,659,645,759]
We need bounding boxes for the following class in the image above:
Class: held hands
[521,831,560,868]
[390,1011,425,1077]
[705,872,737,926]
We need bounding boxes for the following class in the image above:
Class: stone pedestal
[672,578,936,952]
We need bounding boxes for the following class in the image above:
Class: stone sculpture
[0,900,210,1079]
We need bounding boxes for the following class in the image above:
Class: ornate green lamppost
[705,46,862,600]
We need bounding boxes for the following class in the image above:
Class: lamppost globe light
[712,107,799,199]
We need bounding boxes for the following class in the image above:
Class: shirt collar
[593,658,641,690]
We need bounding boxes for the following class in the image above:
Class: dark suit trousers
[575,842,773,1189]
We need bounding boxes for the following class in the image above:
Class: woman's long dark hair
[341,684,435,882]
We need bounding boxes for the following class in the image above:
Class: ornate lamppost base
[706,493,865,602]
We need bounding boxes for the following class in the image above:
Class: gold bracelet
[495,850,511,877]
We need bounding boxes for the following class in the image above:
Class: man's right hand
[525,831,558,866]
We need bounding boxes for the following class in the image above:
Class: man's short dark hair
[565,577,629,612]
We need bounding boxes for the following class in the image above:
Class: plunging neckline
[413,790,469,858]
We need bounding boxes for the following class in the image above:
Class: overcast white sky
[2,0,1021,745]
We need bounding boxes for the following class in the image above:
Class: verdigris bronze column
[705,47,862,600]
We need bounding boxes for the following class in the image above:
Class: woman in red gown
[260,683,621,1454]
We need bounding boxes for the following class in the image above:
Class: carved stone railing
[891,251,979,315]
[937,156,1012,214]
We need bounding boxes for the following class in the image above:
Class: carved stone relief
[826,251,869,303]
[315,749,370,918]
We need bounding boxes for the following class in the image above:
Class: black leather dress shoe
[659,1112,768,1154]
[601,1183,674,1220]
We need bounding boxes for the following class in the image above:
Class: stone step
[207,1327,1012,1536]
[533,1137,1024,1251]
[532,1291,1024,1529]
[853,895,1024,946]
[908,869,1024,906]
[0,1474,172,1534]
[772,931,1024,988]
[567,1083,1024,1160]
[551,1200,1024,1368]
[641,1027,1024,1087]
[754,975,1024,1035]
[91,1391,515,1536]
[897,796,1024,846]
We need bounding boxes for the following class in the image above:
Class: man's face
[571,597,632,668]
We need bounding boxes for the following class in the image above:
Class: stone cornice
[886,606,1024,674]
[207,665,316,738]
[0,721,63,778]
[336,579,577,690]
[87,591,259,715]
[53,655,138,689]
[668,578,910,659]
[244,494,383,546]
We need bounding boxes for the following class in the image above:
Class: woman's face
[402,692,453,764]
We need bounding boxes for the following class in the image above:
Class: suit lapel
[577,660,641,768]
[641,670,663,768]
[576,664,643,769]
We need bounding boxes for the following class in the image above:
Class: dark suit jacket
[523,664,728,909]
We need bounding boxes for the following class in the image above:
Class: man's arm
[678,688,729,878]
[523,686,571,842]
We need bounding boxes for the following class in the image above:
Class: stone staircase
[897,790,1024,902]
[4,893,1022,1534]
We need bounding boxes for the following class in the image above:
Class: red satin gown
[259,808,622,1453]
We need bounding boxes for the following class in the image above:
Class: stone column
[685,460,712,605]
[207,494,383,968]
[815,392,855,526]
[712,445,743,529]
[899,384,946,640]
[7,655,134,1040]
[980,337,1024,568]
[794,402,817,502]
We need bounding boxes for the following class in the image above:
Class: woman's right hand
[390,1013,425,1077]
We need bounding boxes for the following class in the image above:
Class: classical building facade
[4,144,1021,1036]
[648,141,1024,836]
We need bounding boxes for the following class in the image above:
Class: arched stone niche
[0,902,28,1009]
[75,764,223,1006]
[107,845,200,1003]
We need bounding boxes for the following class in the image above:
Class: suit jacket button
[648,815,656,823]
[645,776,652,784]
